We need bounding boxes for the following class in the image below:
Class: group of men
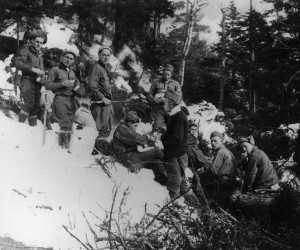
[15,30,281,207]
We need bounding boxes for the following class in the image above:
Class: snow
[0,113,169,249]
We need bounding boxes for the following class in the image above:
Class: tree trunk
[219,10,226,110]
[249,0,256,115]
[14,16,20,95]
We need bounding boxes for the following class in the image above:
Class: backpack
[92,139,112,156]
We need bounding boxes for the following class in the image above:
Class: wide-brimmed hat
[125,111,140,123]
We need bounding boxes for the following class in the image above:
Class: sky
[162,0,274,44]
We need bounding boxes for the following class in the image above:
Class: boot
[58,132,66,147]
[64,131,72,150]
[28,115,37,126]
[18,110,28,123]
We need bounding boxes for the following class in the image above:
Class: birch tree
[179,0,205,87]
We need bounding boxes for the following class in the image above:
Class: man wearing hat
[45,50,85,150]
[15,30,47,126]
[238,136,279,193]
[147,64,181,133]
[186,119,210,171]
[198,131,237,203]
[88,46,114,154]
[161,89,198,206]
[111,111,167,185]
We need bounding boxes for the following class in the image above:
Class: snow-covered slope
[0,113,169,249]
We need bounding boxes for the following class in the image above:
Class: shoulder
[170,79,180,86]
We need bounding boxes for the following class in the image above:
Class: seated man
[238,136,279,193]
[112,111,167,185]
[198,131,237,204]
[187,119,210,171]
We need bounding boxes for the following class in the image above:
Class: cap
[63,50,77,58]
[98,46,112,54]
[210,131,224,139]
[125,111,140,123]
[164,89,182,104]
[163,64,174,73]
[238,136,255,146]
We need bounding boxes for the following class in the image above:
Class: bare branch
[63,225,91,250]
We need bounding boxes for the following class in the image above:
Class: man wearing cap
[15,31,47,126]
[161,89,198,206]
[239,136,279,193]
[198,131,237,202]
[147,64,181,133]
[111,111,167,185]
[187,119,210,171]
[88,46,114,154]
[45,51,85,149]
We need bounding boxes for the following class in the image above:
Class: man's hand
[32,67,45,76]
[102,97,111,105]
[62,80,75,87]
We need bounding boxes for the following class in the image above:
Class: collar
[249,146,258,155]
[29,45,42,56]
[97,60,107,68]
[58,63,71,71]
[169,101,187,116]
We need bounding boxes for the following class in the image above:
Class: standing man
[161,89,198,207]
[239,137,279,193]
[88,46,113,155]
[15,31,46,126]
[198,131,237,204]
[45,51,85,149]
[147,64,181,133]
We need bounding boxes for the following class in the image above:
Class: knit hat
[238,136,255,146]
[210,131,224,139]
[63,50,77,58]
[164,89,182,104]
[163,64,174,73]
[188,119,197,128]
[98,46,112,54]
[125,111,140,123]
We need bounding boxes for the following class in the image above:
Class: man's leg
[152,108,167,133]
[28,85,42,126]
[19,78,36,123]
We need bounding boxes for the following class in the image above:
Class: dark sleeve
[243,158,258,192]
[45,68,64,90]
[88,64,104,101]
[14,48,33,73]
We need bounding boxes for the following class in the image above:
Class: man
[147,64,181,133]
[161,89,198,206]
[112,111,167,185]
[88,46,113,154]
[199,131,237,203]
[15,31,46,126]
[187,119,210,171]
[45,51,85,149]
[239,137,279,193]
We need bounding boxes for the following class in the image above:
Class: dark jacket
[243,147,279,192]
[88,60,112,101]
[147,78,181,106]
[15,45,44,79]
[112,123,148,162]
[209,145,237,182]
[161,105,189,160]
[45,64,79,96]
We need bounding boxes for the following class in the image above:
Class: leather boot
[18,110,28,123]
[58,132,66,147]
[28,115,37,126]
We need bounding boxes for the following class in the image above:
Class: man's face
[210,136,223,150]
[163,99,174,113]
[162,70,172,82]
[127,120,139,132]
[98,49,111,64]
[189,125,198,135]
[241,142,253,155]
[62,53,75,67]
[32,36,44,51]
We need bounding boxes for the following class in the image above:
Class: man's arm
[242,158,258,192]
[14,48,33,73]
[88,64,105,101]
[115,126,148,147]
[45,68,65,90]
